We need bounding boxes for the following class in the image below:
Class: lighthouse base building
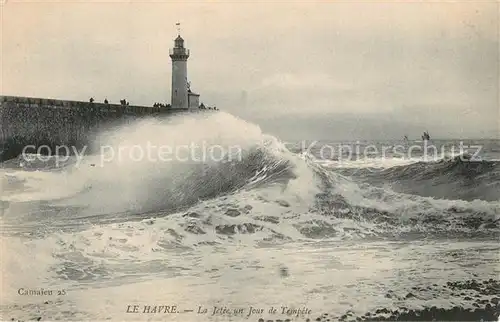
[188,91,200,109]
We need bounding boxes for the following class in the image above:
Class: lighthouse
[169,32,190,109]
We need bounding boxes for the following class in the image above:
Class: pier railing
[0,95,179,116]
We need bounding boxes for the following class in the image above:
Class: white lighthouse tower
[169,28,190,109]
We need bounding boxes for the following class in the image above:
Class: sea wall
[0,95,185,162]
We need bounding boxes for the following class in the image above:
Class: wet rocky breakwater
[313,278,499,321]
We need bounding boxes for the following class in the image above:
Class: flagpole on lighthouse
[176,22,181,35]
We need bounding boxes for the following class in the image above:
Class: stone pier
[0,95,187,162]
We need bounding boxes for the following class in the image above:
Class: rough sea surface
[1,113,499,321]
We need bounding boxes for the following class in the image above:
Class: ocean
[1,112,499,322]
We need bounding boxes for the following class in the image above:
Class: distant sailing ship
[403,135,409,147]
[411,131,431,144]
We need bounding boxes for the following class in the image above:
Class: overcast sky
[1,1,499,140]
